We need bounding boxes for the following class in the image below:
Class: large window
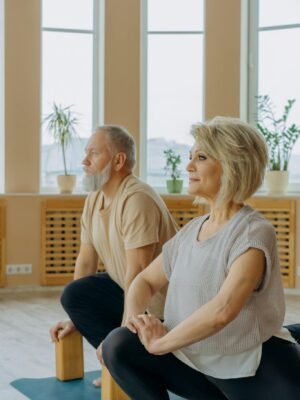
[250,0,300,187]
[41,0,103,190]
[142,0,204,187]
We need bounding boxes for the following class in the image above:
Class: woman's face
[186,143,223,199]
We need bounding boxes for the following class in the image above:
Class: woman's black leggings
[102,326,300,400]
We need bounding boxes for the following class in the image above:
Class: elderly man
[50,125,178,386]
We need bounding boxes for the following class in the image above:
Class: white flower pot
[265,171,289,195]
[57,175,77,194]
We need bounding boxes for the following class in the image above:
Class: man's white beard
[82,160,113,192]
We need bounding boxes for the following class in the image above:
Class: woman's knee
[102,327,137,369]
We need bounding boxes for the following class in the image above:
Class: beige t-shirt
[81,174,178,318]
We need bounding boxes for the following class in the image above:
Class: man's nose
[82,156,89,166]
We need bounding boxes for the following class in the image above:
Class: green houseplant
[163,149,183,193]
[256,95,300,193]
[43,103,79,193]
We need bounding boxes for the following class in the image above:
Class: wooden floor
[0,289,299,400]
[0,288,99,400]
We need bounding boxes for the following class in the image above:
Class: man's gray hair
[94,125,136,170]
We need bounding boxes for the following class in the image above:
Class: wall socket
[6,264,32,275]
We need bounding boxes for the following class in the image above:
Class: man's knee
[102,327,135,368]
[60,277,88,312]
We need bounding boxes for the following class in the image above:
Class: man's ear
[114,152,127,171]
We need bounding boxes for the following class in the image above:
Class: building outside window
[249,0,300,187]
[142,0,204,188]
[41,0,103,190]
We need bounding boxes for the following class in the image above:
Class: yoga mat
[11,370,184,399]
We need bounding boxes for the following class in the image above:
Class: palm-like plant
[256,95,300,171]
[43,103,79,176]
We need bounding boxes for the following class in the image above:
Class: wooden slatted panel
[0,200,6,287]
[161,195,206,228]
[246,198,296,288]
[41,199,85,286]
[41,196,206,286]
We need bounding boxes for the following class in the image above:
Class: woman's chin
[187,185,198,196]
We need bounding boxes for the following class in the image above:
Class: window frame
[140,0,204,188]
[248,0,300,193]
[40,0,104,192]
[0,0,4,193]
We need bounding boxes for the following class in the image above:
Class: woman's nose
[186,160,194,172]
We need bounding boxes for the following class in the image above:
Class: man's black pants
[61,272,124,348]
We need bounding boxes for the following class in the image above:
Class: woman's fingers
[126,313,159,337]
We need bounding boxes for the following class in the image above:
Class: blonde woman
[102,117,300,400]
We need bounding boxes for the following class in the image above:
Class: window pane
[0,0,4,191]
[147,34,203,186]
[41,31,93,187]
[258,28,300,182]
[259,0,300,28]
[148,0,204,31]
[42,0,93,30]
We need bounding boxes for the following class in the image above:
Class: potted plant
[163,149,183,194]
[43,103,79,194]
[256,95,300,194]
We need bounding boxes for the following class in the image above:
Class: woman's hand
[127,314,168,355]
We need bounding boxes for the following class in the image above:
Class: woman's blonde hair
[191,116,268,205]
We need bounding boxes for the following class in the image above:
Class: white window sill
[2,185,300,197]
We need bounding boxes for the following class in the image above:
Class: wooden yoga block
[55,331,129,399]
[55,330,84,381]
[102,365,130,400]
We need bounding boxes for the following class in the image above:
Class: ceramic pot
[166,179,183,194]
[57,175,77,194]
[265,171,289,195]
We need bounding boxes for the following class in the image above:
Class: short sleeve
[227,220,277,293]
[80,195,92,245]
[121,192,162,249]
[162,232,181,280]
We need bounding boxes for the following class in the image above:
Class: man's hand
[49,320,76,342]
[96,341,104,364]
[127,314,168,355]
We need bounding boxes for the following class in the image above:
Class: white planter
[265,171,289,195]
[57,175,77,194]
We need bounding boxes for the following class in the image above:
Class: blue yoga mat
[11,370,185,400]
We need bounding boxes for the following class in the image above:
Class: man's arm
[74,242,99,280]
[50,243,99,342]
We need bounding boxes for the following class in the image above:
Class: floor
[0,288,99,400]
[0,288,299,400]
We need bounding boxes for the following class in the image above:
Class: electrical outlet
[6,264,32,275]
[297,266,300,277]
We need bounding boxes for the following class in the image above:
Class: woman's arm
[125,253,168,323]
[138,247,266,355]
